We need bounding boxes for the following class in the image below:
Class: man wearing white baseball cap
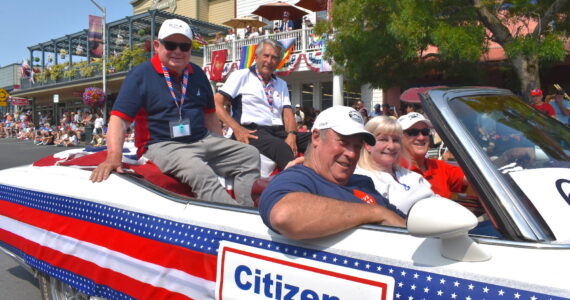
[397,112,467,198]
[91,19,260,207]
[259,106,405,240]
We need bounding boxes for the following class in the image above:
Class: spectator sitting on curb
[63,130,79,147]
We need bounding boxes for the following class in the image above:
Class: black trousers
[241,124,311,170]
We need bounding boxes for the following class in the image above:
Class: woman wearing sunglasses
[397,112,468,199]
[355,116,434,214]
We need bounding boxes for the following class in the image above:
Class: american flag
[193,32,208,46]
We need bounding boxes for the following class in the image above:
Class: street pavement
[0,138,82,300]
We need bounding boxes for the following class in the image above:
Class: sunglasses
[404,128,431,137]
[160,39,192,52]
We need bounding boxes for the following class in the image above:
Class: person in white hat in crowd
[214,39,311,171]
[295,104,305,122]
[258,106,405,240]
[90,19,260,207]
[397,112,468,199]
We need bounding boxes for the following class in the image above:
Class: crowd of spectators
[0,109,109,148]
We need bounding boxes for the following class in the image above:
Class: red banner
[88,15,104,58]
[9,96,30,106]
[210,49,228,82]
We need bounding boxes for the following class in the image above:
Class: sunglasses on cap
[160,39,192,52]
[404,128,431,137]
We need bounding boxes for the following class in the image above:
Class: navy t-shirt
[112,55,215,156]
[259,165,405,232]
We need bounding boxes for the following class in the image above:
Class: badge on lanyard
[170,119,191,138]
[162,63,192,138]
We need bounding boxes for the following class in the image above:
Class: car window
[450,95,570,169]
[448,94,570,242]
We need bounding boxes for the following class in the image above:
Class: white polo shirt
[218,66,291,126]
[354,166,435,214]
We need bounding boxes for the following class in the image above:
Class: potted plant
[63,68,76,80]
[138,28,147,43]
[49,64,65,81]
[80,64,97,77]
[82,87,106,107]
[59,49,68,59]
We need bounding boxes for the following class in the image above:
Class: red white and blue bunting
[204,51,333,82]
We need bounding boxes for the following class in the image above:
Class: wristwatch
[287,130,297,136]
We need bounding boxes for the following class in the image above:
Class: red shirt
[405,158,466,198]
[532,102,555,117]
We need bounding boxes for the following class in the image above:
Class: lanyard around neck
[161,63,189,121]
[255,69,275,112]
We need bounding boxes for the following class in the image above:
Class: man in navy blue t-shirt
[259,106,406,239]
[90,19,260,206]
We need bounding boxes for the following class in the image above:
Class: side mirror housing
[407,197,491,262]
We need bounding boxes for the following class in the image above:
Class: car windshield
[448,93,570,242]
[448,94,570,170]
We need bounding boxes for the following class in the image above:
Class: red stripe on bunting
[0,228,191,300]
[0,200,217,281]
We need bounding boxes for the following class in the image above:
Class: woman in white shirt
[355,116,434,214]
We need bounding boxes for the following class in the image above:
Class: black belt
[242,123,284,130]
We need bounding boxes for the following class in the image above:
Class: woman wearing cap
[355,116,434,214]
[397,112,468,199]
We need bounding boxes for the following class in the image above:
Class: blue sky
[0,0,133,67]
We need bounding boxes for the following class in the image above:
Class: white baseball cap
[312,106,376,145]
[397,112,432,130]
[158,19,193,41]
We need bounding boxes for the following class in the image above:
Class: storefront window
[302,83,313,110]
[321,82,332,110]
[344,90,361,107]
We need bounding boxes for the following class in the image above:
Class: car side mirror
[407,197,492,262]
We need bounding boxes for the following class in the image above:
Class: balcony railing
[18,64,127,90]
[203,28,324,66]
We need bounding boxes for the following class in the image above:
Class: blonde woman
[355,116,434,214]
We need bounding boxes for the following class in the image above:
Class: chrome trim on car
[0,244,36,276]
[473,236,570,249]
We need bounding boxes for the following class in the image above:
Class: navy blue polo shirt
[112,55,215,157]
[259,165,405,232]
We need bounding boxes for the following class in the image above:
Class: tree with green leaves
[318,0,569,99]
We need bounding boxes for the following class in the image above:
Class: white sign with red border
[216,241,394,300]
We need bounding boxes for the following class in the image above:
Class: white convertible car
[0,87,569,300]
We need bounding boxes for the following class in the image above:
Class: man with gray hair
[215,39,311,170]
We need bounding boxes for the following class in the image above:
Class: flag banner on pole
[88,15,104,58]
[320,41,332,72]
[239,44,257,69]
[277,38,296,70]
[210,50,228,82]
[9,97,30,106]
[193,32,208,46]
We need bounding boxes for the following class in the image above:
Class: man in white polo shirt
[214,39,311,170]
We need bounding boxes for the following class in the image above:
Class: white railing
[204,28,324,66]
